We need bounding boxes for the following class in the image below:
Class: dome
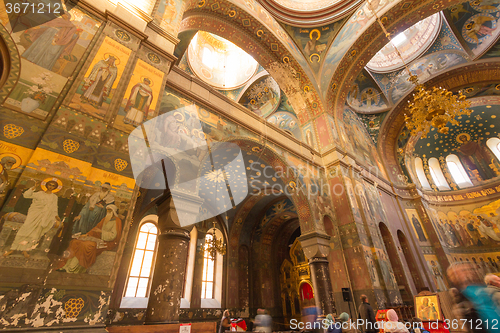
[366,13,442,73]
[187,31,258,90]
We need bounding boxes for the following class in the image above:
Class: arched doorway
[397,230,427,292]
[379,223,413,305]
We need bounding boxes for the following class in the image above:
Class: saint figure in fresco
[465,15,498,43]
[3,180,61,258]
[58,205,121,273]
[22,13,82,71]
[419,297,431,320]
[72,182,115,235]
[123,78,154,126]
[411,214,427,242]
[455,220,473,246]
[455,134,496,180]
[427,260,447,291]
[80,56,118,108]
[477,216,500,242]
[466,219,483,246]
[0,156,16,203]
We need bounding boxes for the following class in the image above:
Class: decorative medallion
[63,139,80,154]
[64,298,85,318]
[147,52,161,64]
[114,158,128,172]
[3,124,24,139]
[115,30,131,42]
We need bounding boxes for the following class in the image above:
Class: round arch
[0,22,21,102]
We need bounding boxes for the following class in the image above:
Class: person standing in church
[72,182,114,235]
[218,309,231,333]
[358,295,377,333]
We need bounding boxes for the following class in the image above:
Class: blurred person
[337,312,357,333]
[219,309,231,333]
[449,288,484,333]
[358,295,377,333]
[326,313,341,333]
[484,274,500,308]
[254,308,272,333]
[301,300,319,332]
[384,309,409,333]
[409,318,429,333]
[447,263,500,332]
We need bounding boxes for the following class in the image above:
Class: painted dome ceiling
[272,0,342,12]
[366,13,442,73]
[187,31,258,90]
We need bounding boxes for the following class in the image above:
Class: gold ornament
[114,158,128,172]
[63,139,80,154]
[64,298,84,318]
[3,124,24,139]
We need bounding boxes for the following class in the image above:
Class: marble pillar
[309,257,336,316]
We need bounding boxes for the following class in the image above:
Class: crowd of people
[218,262,500,332]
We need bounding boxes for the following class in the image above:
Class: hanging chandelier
[367,2,472,138]
[205,221,226,260]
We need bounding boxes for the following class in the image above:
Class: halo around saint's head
[41,177,63,193]
[0,153,22,171]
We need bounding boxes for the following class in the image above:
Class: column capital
[298,231,331,259]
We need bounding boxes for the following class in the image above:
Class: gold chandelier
[367,2,472,138]
[205,221,226,260]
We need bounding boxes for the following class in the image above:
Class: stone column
[309,257,336,316]
[145,194,190,324]
[299,232,336,316]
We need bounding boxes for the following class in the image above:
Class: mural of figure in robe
[3,179,61,258]
[123,78,154,126]
[411,214,427,242]
[21,13,82,71]
[477,215,500,242]
[58,205,122,273]
[455,133,496,180]
[80,55,118,108]
[72,182,115,235]
[0,156,16,203]
[427,260,447,291]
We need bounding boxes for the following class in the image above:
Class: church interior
[1,0,500,331]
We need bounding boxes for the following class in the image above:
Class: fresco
[0,148,134,278]
[273,0,339,11]
[154,0,185,36]
[0,141,34,207]
[3,7,101,119]
[339,106,387,178]
[445,1,500,57]
[69,36,132,120]
[424,254,448,292]
[320,0,398,94]
[114,59,165,132]
[326,114,340,145]
[482,38,500,58]
[357,112,387,144]
[302,122,317,150]
[283,22,344,73]
[405,208,429,243]
[267,111,300,139]
[239,75,281,118]
[347,70,389,112]
[344,176,362,223]
[314,114,333,149]
[410,104,500,183]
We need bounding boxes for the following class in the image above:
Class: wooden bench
[106,321,217,333]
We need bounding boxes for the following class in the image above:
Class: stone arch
[379,222,414,304]
[0,22,21,102]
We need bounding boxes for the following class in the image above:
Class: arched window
[428,158,450,191]
[414,157,432,190]
[202,47,214,69]
[124,222,158,298]
[487,137,500,162]
[202,233,216,299]
[446,154,473,188]
[181,226,197,308]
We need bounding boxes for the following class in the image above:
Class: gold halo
[0,153,22,171]
[456,133,471,144]
[309,29,321,40]
[140,76,153,87]
[103,53,120,66]
[173,111,185,122]
[309,53,320,63]
[41,177,63,193]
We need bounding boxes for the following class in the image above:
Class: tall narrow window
[202,47,214,69]
[487,138,500,162]
[125,223,158,298]
[446,154,473,188]
[202,233,215,299]
[414,157,432,190]
[428,158,450,190]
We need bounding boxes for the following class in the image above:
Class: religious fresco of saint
[301,122,317,150]
[114,59,165,132]
[0,147,134,281]
[405,208,430,243]
[445,0,500,56]
[238,76,281,118]
[424,254,448,292]
[347,70,389,113]
[69,36,132,120]
[154,0,185,36]
[0,141,34,207]
[3,6,101,119]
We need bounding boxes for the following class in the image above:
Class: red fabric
[300,283,314,300]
